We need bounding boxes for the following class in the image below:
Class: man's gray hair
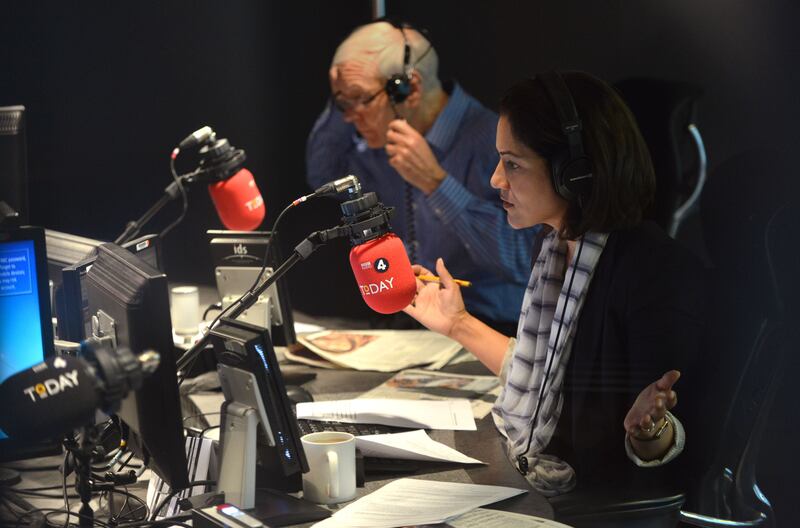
[332,21,441,93]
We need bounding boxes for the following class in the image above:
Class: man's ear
[403,71,424,109]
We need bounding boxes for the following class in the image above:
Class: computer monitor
[209,318,307,498]
[0,106,28,225]
[85,242,189,488]
[0,225,59,461]
[44,229,103,286]
[207,230,296,346]
[55,233,161,342]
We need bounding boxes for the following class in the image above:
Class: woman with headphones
[404,71,706,496]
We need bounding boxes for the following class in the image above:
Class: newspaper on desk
[358,368,501,419]
[288,329,464,371]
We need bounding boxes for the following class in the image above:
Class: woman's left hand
[624,370,680,438]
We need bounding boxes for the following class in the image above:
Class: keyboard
[296,418,410,437]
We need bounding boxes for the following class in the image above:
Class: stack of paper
[311,479,527,528]
[358,369,501,419]
[295,398,476,430]
[355,430,484,464]
[288,329,463,371]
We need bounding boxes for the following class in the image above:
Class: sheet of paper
[438,508,575,528]
[295,329,463,372]
[311,479,527,528]
[355,429,483,464]
[358,369,501,419]
[296,398,476,431]
[295,321,326,333]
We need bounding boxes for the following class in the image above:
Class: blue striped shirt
[306,83,538,323]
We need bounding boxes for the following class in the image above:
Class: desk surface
[297,361,554,523]
[5,362,554,527]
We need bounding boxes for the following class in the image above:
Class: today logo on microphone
[244,196,264,212]
[22,369,80,403]
[359,277,396,296]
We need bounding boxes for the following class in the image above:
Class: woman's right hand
[403,258,468,338]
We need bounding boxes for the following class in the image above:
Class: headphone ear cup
[385,74,411,104]
[562,157,594,203]
[550,150,593,203]
[549,148,573,202]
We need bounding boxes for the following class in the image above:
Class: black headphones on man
[537,71,594,205]
[379,19,434,107]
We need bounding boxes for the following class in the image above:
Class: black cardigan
[539,221,707,491]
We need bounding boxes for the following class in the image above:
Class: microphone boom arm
[114,173,197,245]
[176,194,395,372]
[176,224,350,372]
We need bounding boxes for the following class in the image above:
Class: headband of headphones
[537,71,594,203]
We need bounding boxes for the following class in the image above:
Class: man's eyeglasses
[332,89,384,113]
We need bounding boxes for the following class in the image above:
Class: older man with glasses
[306,20,537,334]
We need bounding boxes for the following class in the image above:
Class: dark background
[1,0,797,524]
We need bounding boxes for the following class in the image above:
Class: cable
[148,479,215,521]
[8,489,80,499]
[158,154,189,239]
[517,235,586,473]
[118,516,192,528]
[202,303,222,320]
[12,508,111,528]
[62,451,70,528]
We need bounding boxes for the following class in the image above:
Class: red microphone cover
[207,168,265,230]
[349,233,416,314]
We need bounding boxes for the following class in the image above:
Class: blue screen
[0,239,45,440]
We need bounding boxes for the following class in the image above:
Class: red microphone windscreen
[208,168,265,231]
[349,233,416,314]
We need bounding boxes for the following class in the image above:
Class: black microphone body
[0,345,158,441]
[0,355,101,440]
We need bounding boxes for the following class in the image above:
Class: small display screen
[0,239,46,439]
[219,505,245,517]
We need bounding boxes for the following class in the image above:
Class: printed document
[355,429,484,464]
[311,479,527,528]
[435,508,575,527]
[296,398,476,430]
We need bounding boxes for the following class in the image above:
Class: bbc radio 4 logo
[358,257,394,296]
[359,257,390,272]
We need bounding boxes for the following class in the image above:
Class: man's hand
[385,119,447,194]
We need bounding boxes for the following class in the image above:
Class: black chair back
[615,78,704,237]
[688,150,799,526]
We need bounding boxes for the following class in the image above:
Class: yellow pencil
[417,274,472,288]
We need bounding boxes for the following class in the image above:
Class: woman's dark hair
[499,71,655,239]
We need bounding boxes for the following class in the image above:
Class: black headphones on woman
[515,71,592,476]
[537,71,594,204]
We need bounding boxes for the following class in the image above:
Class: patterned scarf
[492,229,608,496]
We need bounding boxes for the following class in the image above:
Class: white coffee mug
[301,431,357,504]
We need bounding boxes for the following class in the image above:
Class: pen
[417,274,472,288]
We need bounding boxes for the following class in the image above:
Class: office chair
[550,151,796,528]
[614,78,706,238]
[676,153,799,528]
